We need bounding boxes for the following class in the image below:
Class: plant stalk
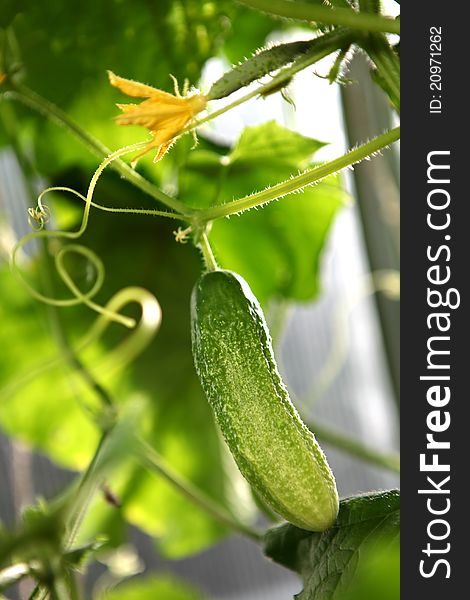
[4,83,192,216]
[197,127,400,220]
[138,440,263,542]
[237,0,400,34]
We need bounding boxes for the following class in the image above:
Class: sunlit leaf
[102,574,205,600]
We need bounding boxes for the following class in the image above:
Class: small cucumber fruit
[191,270,339,531]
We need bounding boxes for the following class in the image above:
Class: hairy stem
[201,28,353,111]
[237,0,400,34]
[198,231,219,271]
[4,83,192,217]
[197,127,400,220]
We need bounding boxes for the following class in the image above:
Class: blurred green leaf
[230,120,325,165]
[0,188,255,558]
[102,574,206,600]
[0,266,100,465]
[219,5,278,65]
[180,121,325,208]
[0,500,65,567]
[264,490,400,600]
[8,0,232,102]
[1,0,279,176]
[336,539,399,600]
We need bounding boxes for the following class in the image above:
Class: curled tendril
[0,286,162,402]
[11,141,153,328]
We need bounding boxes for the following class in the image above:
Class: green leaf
[181,122,324,205]
[179,122,346,304]
[2,0,276,173]
[229,120,325,167]
[264,490,400,600]
[102,574,206,600]
[0,187,255,558]
[335,538,399,600]
[220,5,278,66]
[210,177,344,305]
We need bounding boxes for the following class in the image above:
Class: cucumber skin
[191,270,339,531]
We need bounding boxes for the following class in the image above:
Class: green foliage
[180,122,346,303]
[0,112,345,563]
[0,0,275,173]
[336,539,399,600]
[264,490,400,599]
[103,574,205,600]
[0,501,65,568]
[0,0,400,595]
[0,210,247,558]
[179,121,325,209]
[0,501,103,592]
[6,0,229,98]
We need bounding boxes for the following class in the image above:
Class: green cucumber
[207,40,313,101]
[191,269,339,531]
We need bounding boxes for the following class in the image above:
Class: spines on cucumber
[191,269,339,531]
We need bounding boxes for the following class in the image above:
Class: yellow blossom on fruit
[108,70,207,166]
[0,72,6,85]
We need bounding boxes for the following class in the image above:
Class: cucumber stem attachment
[197,229,219,272]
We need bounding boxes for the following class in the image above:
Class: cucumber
[191,270,339,531]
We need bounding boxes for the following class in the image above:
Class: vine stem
[138,439,263,543]
[237,0,400,34]
[1,124,259,545]
[2,37,396,230]
[3,27,351,227]
[4,83,192,217]
[198,127,400,221]
[198,231,219,271]
[360,33,400,111]
[65,428,115,550]
[310,421,400,473]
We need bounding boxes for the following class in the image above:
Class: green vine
[237,0,400,34]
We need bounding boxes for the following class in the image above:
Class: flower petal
[116,103,139,112]
[115,105,191,130]
[130,137,162,168]
[109,72,208,163]
[108,70,185,104]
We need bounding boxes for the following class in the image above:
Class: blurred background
[0,1,399,598]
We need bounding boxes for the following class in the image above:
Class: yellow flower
[108,70,207,166]
[0,72,6,85]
